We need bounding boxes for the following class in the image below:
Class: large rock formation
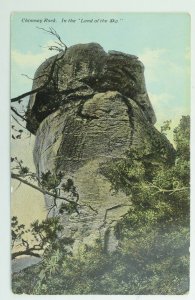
[26,43,175,252]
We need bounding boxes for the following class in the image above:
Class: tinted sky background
[11,12,190,225]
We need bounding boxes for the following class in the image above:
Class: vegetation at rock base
[12,116,190,295]
[11,216,64,259]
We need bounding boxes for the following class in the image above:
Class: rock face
[26,43,156,133]
[26,43,175,252]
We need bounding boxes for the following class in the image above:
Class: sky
[11,12,190,225]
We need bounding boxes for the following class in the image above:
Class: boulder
[26,43,156,134]
[27,43,175,252]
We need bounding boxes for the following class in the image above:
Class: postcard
[10,12,190,295]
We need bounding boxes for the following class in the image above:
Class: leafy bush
[12,116,190,295]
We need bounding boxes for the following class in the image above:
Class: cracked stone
[27,43,175,252]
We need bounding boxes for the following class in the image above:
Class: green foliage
[11,216,63,258]
[12,116,190,295]
[161,120,171,135]
[174,116,190,160]
[61,178,74,192]
[40,170,64,192]
[11,157,30,175]
[30,217,64,244]
[12,226,189,294]
[59,202,78,214]
[11,216,26,248]
[11,125,24,140]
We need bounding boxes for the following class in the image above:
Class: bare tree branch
[11,172,76,205]
[21,73,50,81]
[11,52,65,103]
[11,106,27,122]
[11,114,27,130]
[37,27,67,51]
[12,249,42,259]
[11,172,99,217]
[144,182,190,196]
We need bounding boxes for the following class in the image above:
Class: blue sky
[11,12,190,131]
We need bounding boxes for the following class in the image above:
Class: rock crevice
[27,43,175,252]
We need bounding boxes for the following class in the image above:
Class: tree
[12,116,190,294]
[11,158,97,259]
[11,27,96,259]
[11,216,63,259]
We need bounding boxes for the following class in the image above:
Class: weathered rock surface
[27,43,175,252]
[26,43,156,133]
